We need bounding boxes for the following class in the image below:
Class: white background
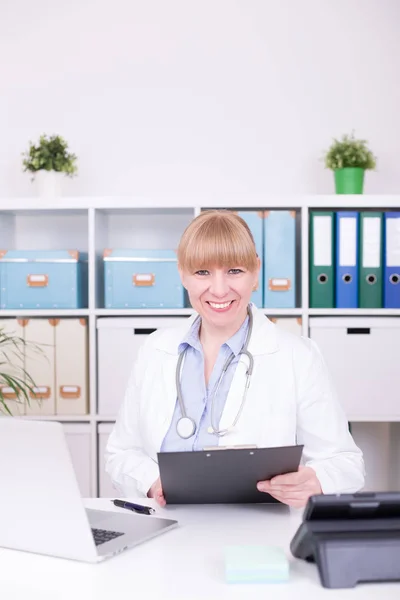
[1,0,400,198]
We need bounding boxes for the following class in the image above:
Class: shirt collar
[178,315,202,353]
[178,314,249,357]
[155,305,279,357]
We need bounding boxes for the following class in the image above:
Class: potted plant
[22,134,78,198]
[324,132,376,194]
[0,325,40,416]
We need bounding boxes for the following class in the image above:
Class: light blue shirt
[160,315,249,452]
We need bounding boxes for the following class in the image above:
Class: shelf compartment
[93,207,195,309]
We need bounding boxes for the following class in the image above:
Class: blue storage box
[104,249,184,309]
[238,211,264,308]
[0,249,88,309]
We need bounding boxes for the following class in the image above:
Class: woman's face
[179,260,260,330]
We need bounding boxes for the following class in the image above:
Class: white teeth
[209,301,232,309]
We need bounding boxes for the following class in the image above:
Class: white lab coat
[105,305,365,498]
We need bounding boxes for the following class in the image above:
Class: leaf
[0,327,46,413]
[323,131,376,170]
[21,134,78,176]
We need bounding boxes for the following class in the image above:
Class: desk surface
[1,498,400,599]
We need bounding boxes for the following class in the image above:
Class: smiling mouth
[206,300,234,309]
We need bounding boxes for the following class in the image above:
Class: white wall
[1,0,400,198]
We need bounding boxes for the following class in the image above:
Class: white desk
[1,498,400,599]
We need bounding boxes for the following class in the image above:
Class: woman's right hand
[147,477,166,507]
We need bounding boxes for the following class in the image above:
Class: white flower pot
[34,170,63,198]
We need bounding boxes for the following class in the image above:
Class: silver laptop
[0,418,177,563]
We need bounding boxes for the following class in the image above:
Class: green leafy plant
[324,132,377,171]
[0,326,43,416]
[22,134,78,177]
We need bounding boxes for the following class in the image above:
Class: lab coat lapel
[155,313,197,448]
[218,306,279,440]
[159,352,180,445]
[218,354,249,434]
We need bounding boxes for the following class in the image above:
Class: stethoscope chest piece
[176,416,196,439]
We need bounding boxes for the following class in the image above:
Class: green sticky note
[225,545,289,584]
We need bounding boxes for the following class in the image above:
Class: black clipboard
[157,444,303,504]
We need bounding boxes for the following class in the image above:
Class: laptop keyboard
[91,527,124,546]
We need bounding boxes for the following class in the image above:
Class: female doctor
[105,210,365,508]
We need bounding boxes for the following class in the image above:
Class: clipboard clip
[202,445,258,451]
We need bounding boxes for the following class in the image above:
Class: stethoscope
[175,305,254,439]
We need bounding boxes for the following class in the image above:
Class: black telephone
[290,491,400,589]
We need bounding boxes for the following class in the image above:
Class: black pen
[112,499,155,515]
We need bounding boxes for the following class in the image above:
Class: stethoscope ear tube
[175,349,187,419]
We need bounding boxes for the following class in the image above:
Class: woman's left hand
[257,466,322,508]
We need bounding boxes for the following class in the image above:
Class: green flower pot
[334,167,365,194]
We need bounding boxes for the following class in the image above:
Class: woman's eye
[195,270,209,276]
[229,268,244,275]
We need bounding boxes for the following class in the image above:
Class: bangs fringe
[178,213,258,272]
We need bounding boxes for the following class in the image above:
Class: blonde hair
[177,210,258,272]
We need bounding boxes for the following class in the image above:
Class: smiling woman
[177,210,260,343]
[105,210,365,510]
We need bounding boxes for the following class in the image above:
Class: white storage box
[24,319,56,416]
[98,422,119,498]
[270,317,302,336]
[309,317,400,419]
[55,318,89,415]
[63,423,91,497]
[97,316,188,416]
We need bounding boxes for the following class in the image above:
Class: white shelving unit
[0,310,90,317]
[1,195,399,496]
